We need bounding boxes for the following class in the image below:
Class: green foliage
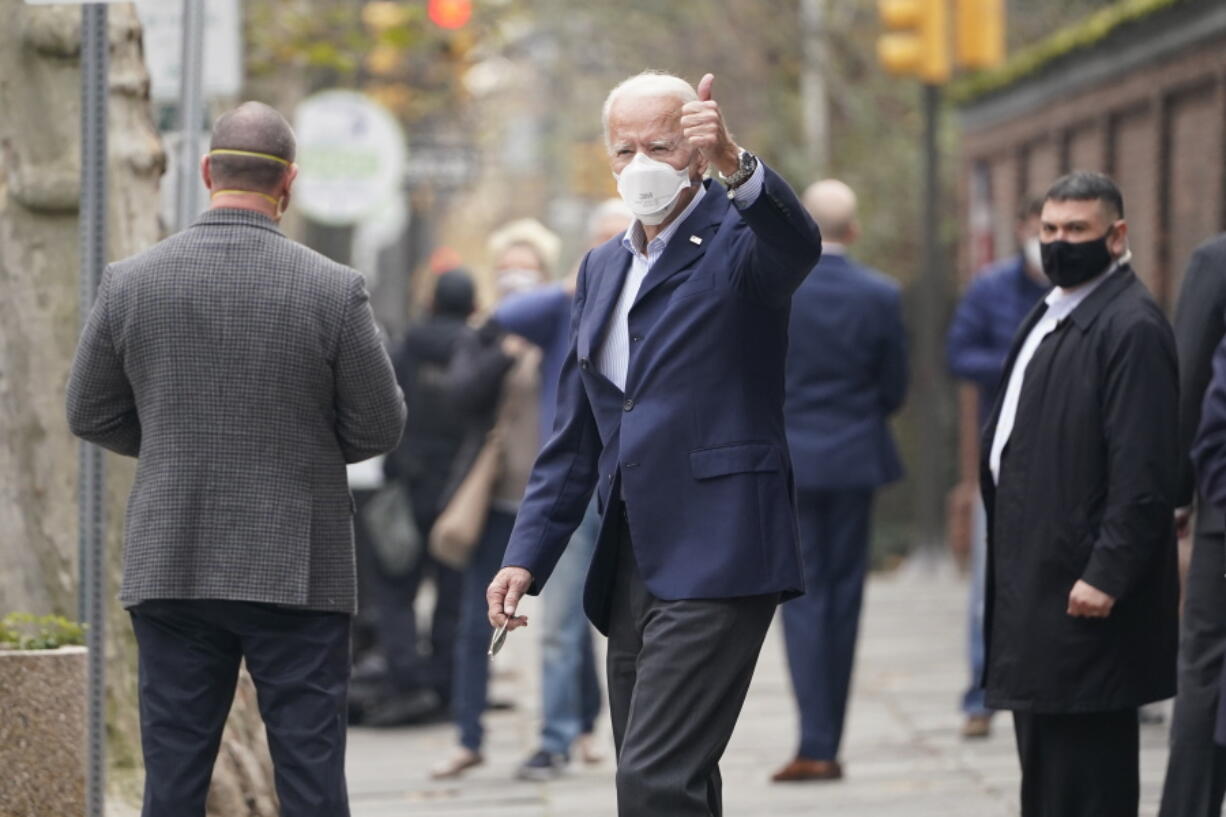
[952,0,1189,104]
[0,613,86,651]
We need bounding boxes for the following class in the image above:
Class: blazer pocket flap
[690,443,782,480]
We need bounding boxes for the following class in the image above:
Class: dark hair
[1016,194,1044,223]
[1044,172,1124,221]
[208,101,296,193]
[433,269,476,318]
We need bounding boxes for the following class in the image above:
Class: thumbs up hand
[681,73,741,178]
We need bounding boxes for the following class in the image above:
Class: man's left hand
[1067,579,1115,618]
[681,73,740,178]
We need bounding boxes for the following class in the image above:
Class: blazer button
[623,398,635,412]
[580,358,590,370]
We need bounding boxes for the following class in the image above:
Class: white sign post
[293,91,408,227]
[134,0,242,103]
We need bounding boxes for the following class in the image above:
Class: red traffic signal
[429,0,472,29]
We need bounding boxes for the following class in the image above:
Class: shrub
[0,613,86,650]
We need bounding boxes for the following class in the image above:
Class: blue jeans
[452,508,516,752]
[961,497,992,717]
[538,499,602,756]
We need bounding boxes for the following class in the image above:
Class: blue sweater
[946,255,1049,425]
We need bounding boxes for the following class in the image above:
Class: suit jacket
[1173,232,1226,534]
[979,267,1178,712]
[784,251,907,492]
[501,168,822,633]
[66,208,406,613]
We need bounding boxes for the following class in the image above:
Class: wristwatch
[719,149,758,194]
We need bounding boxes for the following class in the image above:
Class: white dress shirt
[988,251,1131,484]
[597,163,765,391]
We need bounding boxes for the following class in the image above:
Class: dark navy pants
[129,599,351,817]
[780,488,874,761]
[452,508,516,752]
[370,505,462,698]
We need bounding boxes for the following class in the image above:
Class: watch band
[720,149,757,191]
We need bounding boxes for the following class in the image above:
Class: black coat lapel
[981,299,1049,463]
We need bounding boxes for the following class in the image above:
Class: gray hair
[601,71,698,149]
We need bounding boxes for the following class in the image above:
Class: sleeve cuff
[729,160,766,208]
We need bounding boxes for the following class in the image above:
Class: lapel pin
[689,235,703,245]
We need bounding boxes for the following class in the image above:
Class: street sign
[135,0,242,103]
[403,144,479,190]
[293,91,408,227]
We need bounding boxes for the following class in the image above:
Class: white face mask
[496,268,543,299]
[614,152,693,226]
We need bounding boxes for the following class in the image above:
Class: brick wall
[959,32,1226,310]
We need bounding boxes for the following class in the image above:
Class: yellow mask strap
[211,189,282,208]
[208,148,292,166]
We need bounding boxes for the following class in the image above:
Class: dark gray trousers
[1159,530,1226,817]
[606,507,777,817]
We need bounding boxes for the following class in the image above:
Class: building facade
[957,0,1226,308]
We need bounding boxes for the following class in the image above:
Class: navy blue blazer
[502,168,823,632]
[784,252,907,493]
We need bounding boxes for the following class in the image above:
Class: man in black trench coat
[981,171,1179,817]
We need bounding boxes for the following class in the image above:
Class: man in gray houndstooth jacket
[66,101,405,817]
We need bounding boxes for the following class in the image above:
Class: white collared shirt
[988,251,1131,484]
[596,164,765,391]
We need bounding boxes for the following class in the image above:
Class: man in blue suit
[486,70,822,816]
[771,179,907,783]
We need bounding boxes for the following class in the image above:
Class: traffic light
[428,0,472,30]
[877,0,950,84]
[955,0,1005,69]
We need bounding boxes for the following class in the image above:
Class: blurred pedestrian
[486,70,822,816]
[356,269,478,727]
[495,199,634,781]
[945,195,1048,739]
[65,101,406,817]
[429,221,555,779]
[982,172,1178,817]
[1159,229,1226,817]
[771,179,907,783]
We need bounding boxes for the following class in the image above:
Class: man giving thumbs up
[487,70,822,816]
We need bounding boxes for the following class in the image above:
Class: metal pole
[915,82,944,557]
[79,6,109,814]
[175,0,206,230]
[799,0,830,176]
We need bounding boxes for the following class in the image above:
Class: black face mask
[1040,228,1116,288]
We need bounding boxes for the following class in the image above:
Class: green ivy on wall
[952,0,1189,104]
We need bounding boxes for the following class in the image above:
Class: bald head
[208,102,296,193]
[803,179,859,245]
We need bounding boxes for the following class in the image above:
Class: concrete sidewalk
[346,561,1172,816]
